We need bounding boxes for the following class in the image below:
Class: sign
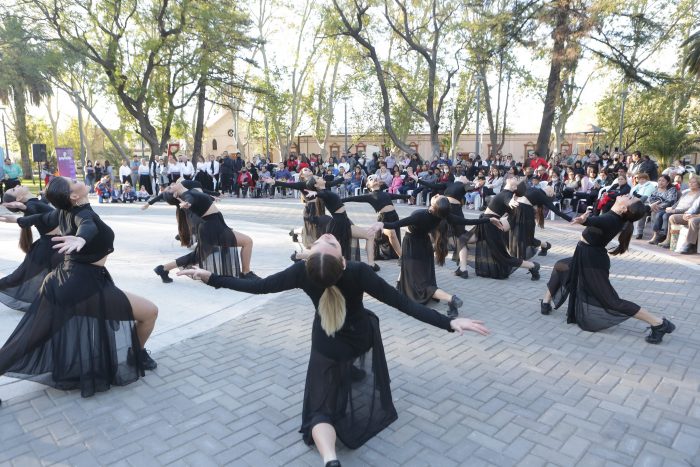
[56,147,77,180]
[168,143,180,159]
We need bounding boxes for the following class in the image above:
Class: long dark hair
[429,197,451,266]
[305,176,319,191]
[609,201,646,255]
[163,191,191,247]
[535,206,545,229]
[306,252,346,336]
[45,177,73,211]
[2,192,33,253]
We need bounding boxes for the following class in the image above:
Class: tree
[682,29,700,78]
[642,125,699,167]
[0,15,57,179]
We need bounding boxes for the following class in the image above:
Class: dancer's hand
[571,211,590,225]
[450,318,490,336]
[489,217,503,230]
[176,267,212,283]
[179,201,191,210]
[52,236,86,254]
[0,215,19,223]
[508,198,519,209]
[368,222,383,234]
[2,201,26,211]
[141,203,150,211]
[305,190,317,199]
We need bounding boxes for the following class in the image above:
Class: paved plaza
[0,198,699,466]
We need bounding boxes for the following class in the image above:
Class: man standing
[130,155,140,186]
[231,151,244,197]
[206,154,220,190]
[180,156,194,180]
[119,160,131,184]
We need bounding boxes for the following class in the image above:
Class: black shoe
[241,271,260,280]
[635,234,643,240]
[528,262,541,281]
[325,461,341,467]
[648,234,665,245]
[175,234,180,241]
[447,295,463,319]
[645,318,676,344]
[454,267,469,279]
[154,265,173,283]
[290,252,301,263]
[680,244,697,255]
[538,242,551,256]
[540,299,552,315]
[479,205,487,211]
[370,263,380,272]
[349,365,366,382]
[127,347,158,371]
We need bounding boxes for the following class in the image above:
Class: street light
[618,84,628,152]
[343,97,349,156]
[475,76,483,157]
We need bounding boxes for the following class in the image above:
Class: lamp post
[618,84,628,151]
[343,97,348,156]
[475,77,482,157]
[0,106,9,159]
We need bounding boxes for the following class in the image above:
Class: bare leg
[521,260,535,269]
[458,246,468,270]
[385,229,402,257]
[123,291,158,348]
[432,288,453,302]
[542,289,552,304]
[351,225,375,265]
[311,423,338,464]
[633,308,663,326]
[232,230,253,273]
[162,261,178,272]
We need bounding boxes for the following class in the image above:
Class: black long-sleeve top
[417,180,473,200]
[147,180,218,205]
[487,190,516,217]
[180,189,214,217]
[523,188,573,222]
[208,261,454,359]
[16,198,58,235]
[343,191,410,212]
[382,209,488,235]
[315,189,345,214]
[582,211,625,247]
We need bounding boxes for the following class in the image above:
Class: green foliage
[641,125,699,167]
[682,29,700,78]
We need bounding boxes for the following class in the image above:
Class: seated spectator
[388,166,403,194]
[674,173,689,191]
[465,176,486,209]
[237,167,255,198]
[347,165,366,194]
[655,176,700,248]
[640,175,678,242]
[665,183,700,254]
[121,182,137,203]
[257,167,272,197]
[596,174,631,213]
[95,176,113,204]
[136,185,150,202]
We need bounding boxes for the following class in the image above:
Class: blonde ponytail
[318,285,346,336]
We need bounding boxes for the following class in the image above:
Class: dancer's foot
[127,347,158,371]
[175,234,180,241]
[454,267,469,279]
[370,263,380,272]
[154,265,173,283]
[241,271,261,280]
[325,461,341,467]
[645,318,675,344]
[528,262,541,281]
[447,295,463,318]
[290,252,302,263]
[635,234,643,240]
[538,242,551,256]
[540,299,552,315]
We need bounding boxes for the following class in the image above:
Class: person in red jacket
[528,151,549,171]
[237,167,255,198]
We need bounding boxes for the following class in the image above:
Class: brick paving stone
[1,199,699,465]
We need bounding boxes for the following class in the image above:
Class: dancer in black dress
[541,195,675,343]
[0,177,158,403]
[342,175,409,259]
[413,174,476,277]
[464,178,541,280]
[177,233,489,466]
[0,186,63,311]
[509,185,572,260]
[153,182,257,282]
[371,195,502,317]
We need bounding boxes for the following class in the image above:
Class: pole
[0,110,8,159]
[475,80,481,157]
[618,84,628,152]
[344,98,348,155]
[264,113,270,162]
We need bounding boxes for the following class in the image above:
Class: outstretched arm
[417,179,446,190]
[342,194,372,204]
[179,261,305,294]
[446,213,490,226]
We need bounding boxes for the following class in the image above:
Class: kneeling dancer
[178,233,489,466]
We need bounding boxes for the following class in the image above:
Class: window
[212,139,218,151]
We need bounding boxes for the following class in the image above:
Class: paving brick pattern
[1,199,699,466]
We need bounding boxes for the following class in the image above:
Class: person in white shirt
[662,160,686,178]
[137,158,153,195]
[118,160,132,184]
[337,156,350,173]
[205,155,220,189]
[180,156,194,180]
[168,157,181,184]
[385,154,396,170]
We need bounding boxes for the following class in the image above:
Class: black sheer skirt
[398,232,437,304]
[184,209,202,247]
[302,202,332,249]
[375,211,400,260]
[329,211,360,262]
[468,214,523,279]
[0,235,63,312]
[0,261,142,397]
[547,241,640,332]
[194,171,215,192]
[176,212,241,276]
[508,204,540,260]
[449,203,465,262]
[300,310,397,449]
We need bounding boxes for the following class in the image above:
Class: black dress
[0,204,142,397]
[314,189,360,261]
[383,210,489,304]
[206,261,455,448]
[468,190,524,279]
[275,180,332,248]
[174,190,241,276]
[509,188,573,260]
[547,211,640,331]
[0,199,63,312]
[343,191,410,260]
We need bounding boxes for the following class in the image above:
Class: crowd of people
[0,144,694,466]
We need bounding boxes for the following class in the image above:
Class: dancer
[541,195,675,343]
[0,177,158,402]
[508,185,572,260]
[371,195,501,317]
[177,233,490,466]
[0,187,62,311]
[152,182,257,282]
[464,178,541,280]
[341,175,409,259]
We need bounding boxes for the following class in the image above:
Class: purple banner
[56,147,77,180]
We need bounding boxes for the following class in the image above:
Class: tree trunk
[535,1,569,157]
[74,97,88,169]
[12,85,32,179]
[192,79,206,167]
[430,128,440,159]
